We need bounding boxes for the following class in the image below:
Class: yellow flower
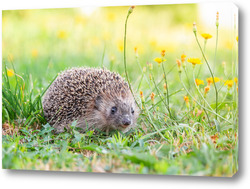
[57,30,67,39]
[134,47,138,57]
[7,69,14,77]
[234,77,238,84]
[201,33,212,40]
[154,57,166,64]
[204,85,210,95]
[176,59,182,73]
[150,92,155,104]
[206,77,220,85]
[143,67,146,73]
[224,80,234,89]
[236,36,238,42]
[140,91,145,102]
[106,13,115,22]
[187,58,203,66]
[117,40,123,52]
[181,54,186,63]
[161,50,166,57]
[184,96,189,103]
[163,83,167,93]
[31,49,38,58]
[184,96,190,108]
[195,79,204,86]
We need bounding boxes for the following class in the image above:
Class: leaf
[214,119,221,132]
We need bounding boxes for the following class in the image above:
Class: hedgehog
[42,67,139,134]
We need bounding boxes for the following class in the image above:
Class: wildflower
[184,96,189,103]
[150,92,155,104]
[204,85,210,96]
[193,22,197,33]
[201,33,212,40]
[176,59,182,73]
[163,83,167,94]
[148,63,153,70]
[195,79,204,86]
[234,77,238,84]
[216,12,219,27]
[193,109,203,117]
[140,91,145,102]
[161,50,166,57]
[75,15,86,25]
[181,54,186,68]
[149,74,152,80]
[224,80,234,89]
[143,67,146,73]
[128,6,135,14]
[107,13,115,22]
[134,47,139,57]
[117,40,124,52]
[154,57,166,65]
[31,49,38,58]
[181,54,186,63]
[236,36,238,42]
[206,77,220,85]
[184,96,190,108]
[140,91,143,98]
[57,30,67,39]
[7,69,14,77]
[187,58,202,67]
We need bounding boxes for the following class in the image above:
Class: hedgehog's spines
[42,67,137,133]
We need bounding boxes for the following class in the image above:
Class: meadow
[2,4,238,176]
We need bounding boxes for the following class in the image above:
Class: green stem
[161,62,172,118]
[150,69,171,118]
[179,73,231,124]
[193,32,219,120]
[123,9,140,109]
[192,70,211,125]
[197,39,207,78]
[213,26,219,73]
[184,68,191,90]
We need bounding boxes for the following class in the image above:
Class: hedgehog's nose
[122,118,131,126]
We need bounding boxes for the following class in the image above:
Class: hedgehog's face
[95,95,139,132]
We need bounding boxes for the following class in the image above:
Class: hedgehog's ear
[95,95,102,110]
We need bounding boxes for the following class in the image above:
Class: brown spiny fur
[42,67,139,133]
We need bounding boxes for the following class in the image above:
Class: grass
[2,5,238,176]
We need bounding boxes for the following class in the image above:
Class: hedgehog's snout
[122,117,131,127]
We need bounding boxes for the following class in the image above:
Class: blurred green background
[2,4,236,89]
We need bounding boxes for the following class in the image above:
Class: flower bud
[128,6,135,14]
[193,22,197,33]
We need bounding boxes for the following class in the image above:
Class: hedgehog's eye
[111,106,117,114]
[131,108,135,114]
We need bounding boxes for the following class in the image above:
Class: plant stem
[179,73,231,124]
[161,63,172,118]
[193,32,219,120]
[123,8,140,109]
[197,39,207,78]
[213,26,219,73]
[150,69,172,118]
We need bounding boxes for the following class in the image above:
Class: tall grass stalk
[161,63,172,118]
[193,30,219,120]
[123,6,139,108]
[179,73,231,124]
